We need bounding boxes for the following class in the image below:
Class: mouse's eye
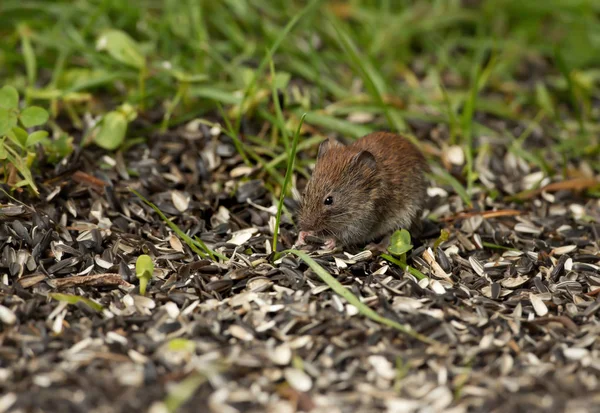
[324,196,333,205]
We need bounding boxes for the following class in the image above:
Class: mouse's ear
[351,150,376,171]
[317,138,342,159]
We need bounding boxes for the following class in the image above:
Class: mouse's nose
[298,213,316,232]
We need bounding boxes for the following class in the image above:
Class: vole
[296,131,428,250]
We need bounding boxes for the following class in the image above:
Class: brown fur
[298,132,428,247]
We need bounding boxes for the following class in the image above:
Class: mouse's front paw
[323,238,337,251]
[295,231,312,247]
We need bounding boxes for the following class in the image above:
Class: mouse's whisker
[328,212,358,220]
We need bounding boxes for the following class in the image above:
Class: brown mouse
[296,131,428,250]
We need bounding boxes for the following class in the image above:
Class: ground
[1,1,600,413]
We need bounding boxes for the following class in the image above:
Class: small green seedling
[135,254,154,295]
[433,228,450,250]
[387,229,413,259]
[93,103,137,150]
[0,85,50,194]
[382,229,428,279]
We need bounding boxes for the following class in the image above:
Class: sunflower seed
[283,368,312,392]
[529,293,548,316]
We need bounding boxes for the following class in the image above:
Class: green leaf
[48,292,103,312]
[0,140,7,160]
[14,179,31,188]
[387,229,413,256]
[43,133,74,164]
[136,254,154,279]
[0,108,18,136]
[7,126,28,148]
[94,111,127,150]
[97,29,145,69]
[136,254,154,296]
[0,86,19,110]
[26,130,49,147]
[20,106,49,128]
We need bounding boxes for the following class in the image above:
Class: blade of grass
[461,49,484,197]
[4,146,39,195]
[554,47,585,133]
[244,145,286,187]
[273,113,306,252]
[300,111,373,138]
[286,249,439,345]
[329,17,409,139]
[216,102,250,166]
[130,188,226,261]
[48,292,103,312]
[269,59,289,151]
[429,166,472,208]
[234,0,323,135]
[266,135,323,169]
[18,24,37,95]
[437,74,459,144]
[182,116,286,185]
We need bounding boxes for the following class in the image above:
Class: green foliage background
[0,0,599,192]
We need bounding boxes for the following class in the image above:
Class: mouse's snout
[297,203,322,234]
[298,210,315,232]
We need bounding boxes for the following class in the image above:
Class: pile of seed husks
[1,118,599,413]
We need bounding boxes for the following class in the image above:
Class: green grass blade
[269,59,289,151]
[286,249,438,345]
[461,55,482,197]
[130,188,227,261]
[273,113,305,252]
[234,0,323,134]
[302,111,373,138]
[17,24,37,95]
[48,292,103,312]
[216,102,251,166]
[266,135,323,170]
[437,75,459,144]
[554,47,585,133]
[329,17,408,137]
[429,166,472,208]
